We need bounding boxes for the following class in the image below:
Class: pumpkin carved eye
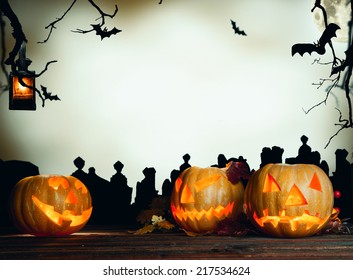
[244,164,334,238]
[263,174,281,193]
[179,183,195,204]
[171,164,244,234]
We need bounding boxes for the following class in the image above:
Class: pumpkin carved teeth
[253,211,331,231]
[171,202,235,222]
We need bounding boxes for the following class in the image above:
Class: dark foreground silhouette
[0,135,352,229]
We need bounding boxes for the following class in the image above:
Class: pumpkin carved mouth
[171,202,235,222]
[253,209,331,231]
[32,195,92,227]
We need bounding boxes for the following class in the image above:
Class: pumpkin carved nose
[65,189,78,204]
[285,184,308,206]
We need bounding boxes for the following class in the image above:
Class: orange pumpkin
[170,163,245,234]
[9,175,93,236]
[244,164,334,238]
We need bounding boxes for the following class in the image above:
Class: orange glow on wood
[263,174,281,192]
[285,184,308,206]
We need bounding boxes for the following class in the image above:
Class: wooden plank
[0,228,353,259]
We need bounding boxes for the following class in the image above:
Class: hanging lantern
[9,42,36,110]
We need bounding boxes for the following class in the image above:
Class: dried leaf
[129,216,176,235]
[137,209,165,225]
[151,215,165,225]
[157,220,175,230]
[226,161,252,184]
[129,224,155,235]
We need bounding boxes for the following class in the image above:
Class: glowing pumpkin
[9,175,93,236]
[244,164,334,238]
[170,162,245,234]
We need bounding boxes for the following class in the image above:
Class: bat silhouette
[292,23,340,56]
[41,85,60,101]
[91,24,121,40]
[231,20,247,36]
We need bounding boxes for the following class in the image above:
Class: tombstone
[0,159,39,227]
[71,156,89,183]
[110,161,133,225]
[330,149,353,219]
[161,169,180,197]
[285,135,326,170]
[179,153,191,172]
[260,146,284,167]
[132,167,159,222]
[85,167,110,225]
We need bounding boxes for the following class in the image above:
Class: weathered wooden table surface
[0,226,353,260]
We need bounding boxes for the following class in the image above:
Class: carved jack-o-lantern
[9,175,93,236]
[244,164,334,238]
[170,163,245,234]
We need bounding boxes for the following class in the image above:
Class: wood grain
[0,226,353,259]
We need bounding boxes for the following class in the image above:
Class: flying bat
[231,20,247,36]
[41,85,60,101]
[91,24,122,40]
[292,23,340,56]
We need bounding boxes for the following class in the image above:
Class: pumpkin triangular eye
[65,189,78,204]
[309,172,322,191]
[285,184,308,206]
[181,183,195,204]
[48,177,69,190]
[74,179,88,194]
[175,178,182,193]
[263,174,281,192]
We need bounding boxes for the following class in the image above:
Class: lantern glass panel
[9,73,36,110]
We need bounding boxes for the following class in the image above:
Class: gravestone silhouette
[330,149,353,219]
[110,161,133,225]
[0,159,39,228]
[260,146,284,167]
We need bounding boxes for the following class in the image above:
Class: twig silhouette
[38,0,78,44]
[296,0,353,147]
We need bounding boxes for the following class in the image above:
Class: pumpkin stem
[226,161,252,184]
